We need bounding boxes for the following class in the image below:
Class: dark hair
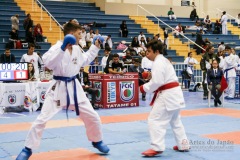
[146,40,163,54]
[206,45,213,52]
[28,62,35,79]
[113,53,119,58]
[221,41,224,44]
[105,46,111,52]
[63,22,82,36]
[225,45,231,50]
[188,52,192,57]
[5,48,10,51]
[28,43,35,49]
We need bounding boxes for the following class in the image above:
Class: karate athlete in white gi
[16,22,109,160]
[140,40,189,157]
[223,46,238,99]
[220,11,228,35]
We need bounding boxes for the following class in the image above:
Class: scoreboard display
[0,63,29,81]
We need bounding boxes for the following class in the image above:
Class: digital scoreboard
[0,63,29,81]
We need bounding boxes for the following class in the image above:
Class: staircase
[14,0,64,45]
[227,23,240,36]
[129,15,202,64]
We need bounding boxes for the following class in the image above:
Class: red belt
[150,82,179,106]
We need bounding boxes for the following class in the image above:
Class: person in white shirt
[101,47,111,70]
[184,52,198,88]
[220,11,228,35]
[138,31,146,42]
[203,15,212,31]
[235,13,240,27]
[103,35,113,49]
[173,23,183,38]
[86,29,95,48]
[20,43,44,79]
[218,42,225,52]
[141,51,153,71]
[223,46,238,99]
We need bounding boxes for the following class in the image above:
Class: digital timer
[0,63,29,81]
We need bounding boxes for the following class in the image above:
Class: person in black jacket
[207,60,224,107]
[76,67,98,109]
[120,20,128,37]
[0,48,16,63]
[195,29,205,55]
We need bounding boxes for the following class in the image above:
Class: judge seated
[76,67,98,109]
[108,53,126,75]
[207,60,224,107]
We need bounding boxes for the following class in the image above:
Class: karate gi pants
[148,93,189,151]
[222,24,228,35]
[24,90,102,149]
[226,77,236,98]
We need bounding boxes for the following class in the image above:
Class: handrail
[137,5,205,51]
[216,8,236,23]
[32,0,63,40]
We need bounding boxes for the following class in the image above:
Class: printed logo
[120,81,134,102]
[8,94,16,104]
[94,82,102,102]
[107,82,116,103]
[40,91,46,101]
[24,96,32,108]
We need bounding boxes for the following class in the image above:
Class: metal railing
[85,63,203,85]
[32,0,63,40]
[137,5,206,52]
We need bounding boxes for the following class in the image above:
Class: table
[0,81,51,111]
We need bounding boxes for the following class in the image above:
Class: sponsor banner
[107,82,116,103]
[120,81,134,102]
[94,81,102,102]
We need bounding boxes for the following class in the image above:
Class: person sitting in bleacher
[8,28,18,49]
[203,15,212,32]
[120,20,128,37]
[168,7,177,20]
[86,29,95,48]
[213,20,221,34]
[190,8,199,21]
[139,37,147,51]
[131,36,143,55]
[138,31,147,42]
[173,23,184,38]
[89,57,100,73]
[128,58,147,101]
[122,50,133,65]
[11,14,19,32]
[207,60,224,107]
[103,35,113,49]
[218,41,225,52]
[34,23,43,42]
[108,53,126,74]
[76,67,98,109]
[26,27,34,44]
[0,48,16,63]
[184,52,198,88]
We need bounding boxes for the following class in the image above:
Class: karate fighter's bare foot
[173,145,190,152]
[141,149,163,157]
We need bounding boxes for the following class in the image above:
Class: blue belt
[53,75,79,116]
[224,67,234,80]
[144,68,151,71]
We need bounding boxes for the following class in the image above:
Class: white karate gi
[142,54,189,151]
[20,52,43,79]
[221,14,228,35]
[141,57,153,71]
[24,41,102,149]
[184,57,198,75]
[224,54,238,98]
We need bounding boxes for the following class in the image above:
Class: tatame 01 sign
[0,63,28,81]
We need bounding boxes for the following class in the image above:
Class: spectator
[203,15,212,32]
[8,28,18,49]
[138,31,146,42]
[86,29,94,48]
[184,52,198,88]
[213,20,221,34]
[20,43,44,78]
[34,24,43,42]
[103,35,113,49]
[141,51,153,72]
[139,37,147,51]
[108,53,125,74]
[131,36,143,54]
[76,67,98,109]
[101,47,112,72]
[163,27,169,49]
[173,23,183,38]
[194,29,205,55]
[146,37,152,43]
[11,14,19,31]
[0,48,16,63]
[122,50,133,65]
[28,62,36,81]
[26,27,34,44]
[89,57,100,73]
[168,7,177,20]
[120,20,128,37]
[190,8,199,21]
[220,11,228,35]
[23,13,33,37]
[235,13,240,27]
[79,28,87,48]
[218,42,225,52]
[128,58,148,101]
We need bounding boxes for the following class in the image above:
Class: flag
[220,76,228,92]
